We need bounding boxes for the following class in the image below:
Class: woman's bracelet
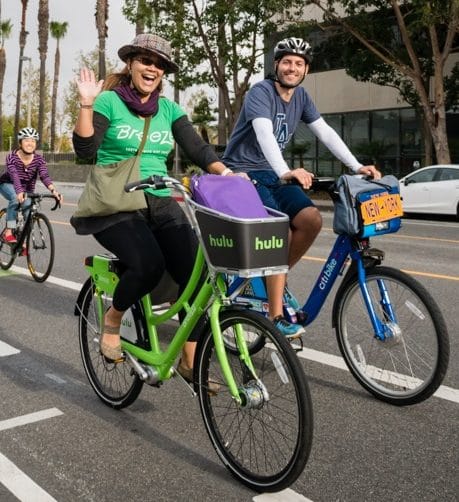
[79,103,93,109]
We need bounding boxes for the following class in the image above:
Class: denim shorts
[247,170,315,220]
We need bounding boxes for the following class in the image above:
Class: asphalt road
[0,184,457,502]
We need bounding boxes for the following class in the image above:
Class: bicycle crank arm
[124,351,160,385]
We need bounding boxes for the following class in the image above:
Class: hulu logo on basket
[208,234,283,250]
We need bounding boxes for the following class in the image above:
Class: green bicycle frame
[85,246,254,404]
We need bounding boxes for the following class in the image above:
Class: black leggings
[94,197,198,313]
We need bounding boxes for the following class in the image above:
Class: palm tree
[37,0,49,147]
[13,0,29,144]
[49,20,68,152]
[95,0,109,80]
[0,18,13,150]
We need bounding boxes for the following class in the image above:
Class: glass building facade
[284,108,459,178]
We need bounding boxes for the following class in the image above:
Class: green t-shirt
[94,90,186,196]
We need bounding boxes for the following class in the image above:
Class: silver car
[399,164,459,218]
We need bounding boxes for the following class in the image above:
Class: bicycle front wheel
[196,309,312,492]
[26,213,55,282]
[77,280,144,409]
[335,266,449,405]
[0,209,15,270]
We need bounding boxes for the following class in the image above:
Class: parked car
[399,164,459,218]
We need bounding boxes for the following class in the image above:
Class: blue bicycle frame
[227,234,394,342]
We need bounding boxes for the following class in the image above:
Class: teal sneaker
[273,316,305,339]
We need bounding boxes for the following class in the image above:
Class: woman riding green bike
[71,33,235,376]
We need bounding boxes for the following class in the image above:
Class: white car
[399,164,459,218]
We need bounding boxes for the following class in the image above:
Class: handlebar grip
[279,177,335,191]
[51,197,60,211]
[124,175,156,192]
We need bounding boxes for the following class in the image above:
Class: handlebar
[25,193,62,211]
[124,174,373,206]
[278,176,336,192]
[124,175,188,196]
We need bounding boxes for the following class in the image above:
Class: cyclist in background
[223,37,381,339]
[0,127,61,244]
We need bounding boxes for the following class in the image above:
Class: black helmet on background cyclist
[274,37,312,64]
[18,127,39,142]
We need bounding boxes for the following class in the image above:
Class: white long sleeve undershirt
[252,117,291,178]
[252,116,362,177]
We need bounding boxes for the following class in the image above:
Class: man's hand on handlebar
[357,165,381,180]
[281,168,314,190]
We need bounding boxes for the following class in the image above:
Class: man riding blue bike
[223,36,381,339]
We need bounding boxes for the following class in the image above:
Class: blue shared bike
[226,178,450,406]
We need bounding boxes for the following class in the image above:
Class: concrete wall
[47,164,91,183]
[302,69,408,114]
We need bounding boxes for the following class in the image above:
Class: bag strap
[135,116,152,156]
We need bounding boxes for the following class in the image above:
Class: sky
[1,0,179,116]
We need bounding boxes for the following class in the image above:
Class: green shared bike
[74,175,313,492]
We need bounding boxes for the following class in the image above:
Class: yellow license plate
[360,193,403,225]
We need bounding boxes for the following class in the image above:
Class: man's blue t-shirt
[223,79,321,171]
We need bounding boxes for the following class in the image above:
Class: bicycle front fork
[356,259,398,341]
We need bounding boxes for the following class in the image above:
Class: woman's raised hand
[76,68,104,105]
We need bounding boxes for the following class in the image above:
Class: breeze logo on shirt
[116,125,173,145]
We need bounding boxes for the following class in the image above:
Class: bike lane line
[0,408,63,502]
[253,488,313,501]
[7,264,459,405]
[296,347,459,405]
[300,255,459,282]
[0,340,20,356]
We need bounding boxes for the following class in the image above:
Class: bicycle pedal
[289,337,304,353]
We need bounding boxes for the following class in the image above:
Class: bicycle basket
[333,174,403,238]
[189,199,289,277]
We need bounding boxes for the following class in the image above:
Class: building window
[289,108,426,177]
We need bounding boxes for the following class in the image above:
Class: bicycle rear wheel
[77,280,144,409]
[26,213,54,282]
[335,266,449,405]
[0,209,15,270]
[196,309,312,492]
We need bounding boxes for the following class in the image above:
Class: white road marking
[296,347,459,404]
[0,408,63,501]
[11,265,81,291]
[0,453,58,502]
[5,265,459,404]
[45,373,67,384]
[0,340,20,357]
[0,408,63,432]
[254,488,313,501]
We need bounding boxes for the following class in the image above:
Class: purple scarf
[113,84,159,117]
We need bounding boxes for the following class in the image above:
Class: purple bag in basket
[191,174,269,218]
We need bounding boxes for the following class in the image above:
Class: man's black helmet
[274,37,312,64]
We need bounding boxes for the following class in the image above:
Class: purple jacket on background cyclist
[223,37,381,339]
[0,127,61,244]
